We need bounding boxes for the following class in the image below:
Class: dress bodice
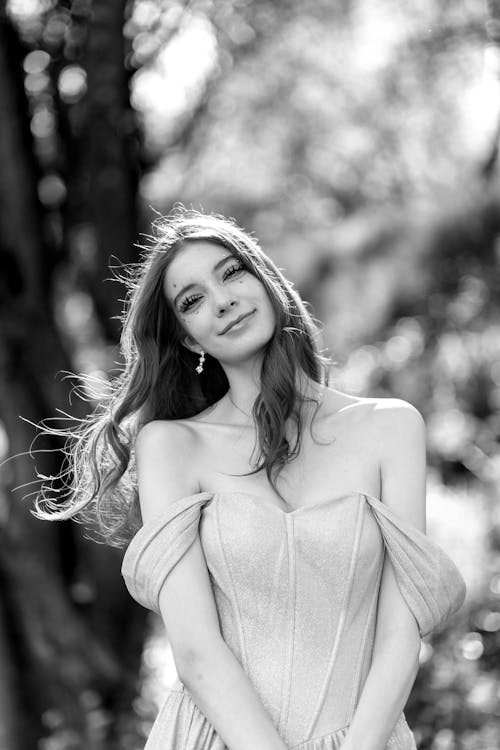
[121,491,466,749]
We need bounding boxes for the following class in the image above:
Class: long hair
[31,205,336,548]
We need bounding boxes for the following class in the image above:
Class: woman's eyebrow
[173,253,235,306]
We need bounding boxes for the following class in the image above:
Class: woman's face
[163,240,277,364]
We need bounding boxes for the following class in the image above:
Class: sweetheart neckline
[211,490,382,517]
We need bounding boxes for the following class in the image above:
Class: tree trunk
[0,9,147,749]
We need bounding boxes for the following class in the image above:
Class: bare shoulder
[369,398,427,526]
[323,393,425,458]
[135,418,203,481]
[321,390,379,428]
[134,420,202,521]
[371,397,425,431]
[135,418,203,453]
[370,397,426,463]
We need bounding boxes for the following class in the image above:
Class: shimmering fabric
[121,491,467,750]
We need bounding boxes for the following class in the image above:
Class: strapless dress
[121,490,467,749]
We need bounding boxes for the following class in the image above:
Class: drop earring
[195,350,205,374]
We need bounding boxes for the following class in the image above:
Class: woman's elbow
[174,636,224,684]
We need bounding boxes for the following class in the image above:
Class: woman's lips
[221,309,256,334]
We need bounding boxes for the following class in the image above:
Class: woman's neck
[224,376,326,424]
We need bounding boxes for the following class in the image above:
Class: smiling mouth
[220,310,255,335]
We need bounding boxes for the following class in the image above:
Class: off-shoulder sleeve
[120,491,215,615]
[363,492,467,638]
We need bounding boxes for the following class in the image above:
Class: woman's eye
[178,263,245,312]
[179,294,202,312]
[223,262,245,280]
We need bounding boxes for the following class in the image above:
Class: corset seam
[278,514,297,737]
[290,723,349,749]
[214,495,249,672]
[347,527,384,720]
[304,496,365,739]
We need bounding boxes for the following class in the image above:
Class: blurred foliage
[2,0,500,748]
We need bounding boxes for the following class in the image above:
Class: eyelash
[179,261,246,312]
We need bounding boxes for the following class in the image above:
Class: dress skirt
[143,686,418,750]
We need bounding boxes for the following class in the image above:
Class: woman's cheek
[186,308,212,338]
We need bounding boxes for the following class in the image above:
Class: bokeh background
[0,0,499,748]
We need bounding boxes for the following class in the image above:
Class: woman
[34,206,466,750]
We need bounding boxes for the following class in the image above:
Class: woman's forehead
[163,240,235,296]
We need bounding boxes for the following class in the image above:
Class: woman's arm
[340,636,420,750]
[135,421,289,750]
[340,400,426,750]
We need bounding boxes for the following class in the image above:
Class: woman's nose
[215,295,236,314]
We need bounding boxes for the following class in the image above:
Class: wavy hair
[31,205,336,548]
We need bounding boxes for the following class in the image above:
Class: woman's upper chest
[192,400,381,511]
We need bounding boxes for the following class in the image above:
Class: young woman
[35,206,466,750]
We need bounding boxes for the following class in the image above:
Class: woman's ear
[181,334,202,355]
